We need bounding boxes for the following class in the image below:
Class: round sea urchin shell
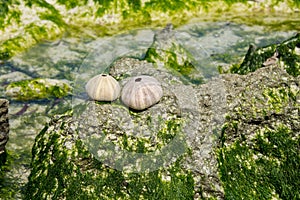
[85,74,120,101]
[121,75,163,110]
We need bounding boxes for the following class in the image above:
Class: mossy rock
[229,33,300,76]
[1,0,300,61]
[24,58,199,199]
[218,65,300,199]
[144,24,204,84]
[5,78,71,101]
[25,47,300,199]
[25,110,195,200]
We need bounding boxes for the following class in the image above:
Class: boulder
[25,29,300,199]
[219,65,300,199]
[229,33,300,77]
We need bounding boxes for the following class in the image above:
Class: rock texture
[24,28,299,199]
[25,59,300,199]
[0,99,9,155]
[218,65,300,199]
[229,33,300,77]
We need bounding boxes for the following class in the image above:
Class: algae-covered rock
[26,58,300,199]
[218,65,300,199]
[144,24,204,84]
[25,57,201,199]
[24,27,300,199]
[229,33,300,76]
[78,57,202,172]
[25,110,195,200]
[1,0,300,61]
[5,78,71,101]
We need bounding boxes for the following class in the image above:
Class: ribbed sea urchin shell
[121,75,163,110]
[85,74,120,101]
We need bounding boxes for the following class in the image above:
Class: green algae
[145,46,202,84]
[218,125,300,200]
[218,57,300,199]
[229,33,300,76]
[0,151,17,199]
[1,0,300,61]
[144,33,204,84]
[118,117,182,153]
[24,111,194,199]
[5,78,71,101]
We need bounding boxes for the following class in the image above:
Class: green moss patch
[218,62,300,199]
[1,0,300,60]
[5,78,71,101]
[218,125,300,199]
[229,33,300,76]
[25,111,194,199]
[145,36,204,84]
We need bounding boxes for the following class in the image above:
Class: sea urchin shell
[85,74,120,101]
[121,75,163,110]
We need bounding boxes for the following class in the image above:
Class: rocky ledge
[24,28,299,199]
[25,61,299,199]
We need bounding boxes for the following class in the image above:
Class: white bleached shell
[121,75,163,110]
[85,74,120,101]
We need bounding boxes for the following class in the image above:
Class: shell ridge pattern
[121,75,163,110]
[85,74,120,101]
[105,77,114,100]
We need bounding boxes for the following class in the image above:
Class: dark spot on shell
[101,74,108,77]
[135,78,142,82]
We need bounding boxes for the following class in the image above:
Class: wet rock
[24,30,300,199]
[229,33,300,76]
[218,65,300,199]
[25,58,300,199]
[25,56,222,199]
[144,23,204,84]
[5,78,71,101]
[0,99,9,156]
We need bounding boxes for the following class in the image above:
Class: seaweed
[218,125,300,199]
[230,33,300,77]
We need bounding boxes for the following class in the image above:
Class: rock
[25,59,300,199]
[229,33,300,76]
[5,78,71,101]
[144,23,204,84]
[25,55,223,199]
[24,31,300,199]
[0,99,9,157]
[218,65,300,199]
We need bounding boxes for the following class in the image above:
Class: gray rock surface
[26,56,300,199]
[1,22,297,199]
[217,64,300,199]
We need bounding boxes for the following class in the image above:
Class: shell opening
[101,74,108,77]
[135,78,142,82]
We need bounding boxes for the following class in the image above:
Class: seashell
[121,75,163,110]
[85,74,120,101]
